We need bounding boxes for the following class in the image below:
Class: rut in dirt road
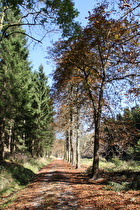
[4,159,80,210]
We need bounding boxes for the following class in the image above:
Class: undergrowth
[84,157,140,192]
[0,153,53,198]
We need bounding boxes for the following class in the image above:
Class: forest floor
[0,159,140,210]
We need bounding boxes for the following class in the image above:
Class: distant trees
[101,105,140,161]
[52,139,65,158]
[51,4,139,178]
[26,65,54,157]
[53,78,82,168]
[0,9,54,160]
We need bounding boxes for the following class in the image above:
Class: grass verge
[0,153,53,209]
[82,157,140,192]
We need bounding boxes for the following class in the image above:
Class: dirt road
[2,159,140,209]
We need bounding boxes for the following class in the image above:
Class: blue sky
[28,0,97,85]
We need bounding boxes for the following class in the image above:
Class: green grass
[81,158,93,166]
[0,154,53,209]
[81,157,140,172]
[23,157,53,173]
[110,157,140,172]
[0,154,53,198]
[81,157,140,192]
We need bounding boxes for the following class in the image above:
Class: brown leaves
[1,159,140,210]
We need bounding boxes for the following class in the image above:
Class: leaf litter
[0,159,140,209]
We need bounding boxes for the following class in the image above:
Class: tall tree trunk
[69,107,74,165]
[0,139,4,161]
[76,108,80,169]
[69,128,74,164]
[64,130,69,161]
[25,134,34,157]
[91,120,100,179]
[76,130,80,168]
[0,118,5,161]
[91,83,105,179]
[8,125,12,151]
[0,137,4,161]
[68,130,71,162]
[10,129,15,154]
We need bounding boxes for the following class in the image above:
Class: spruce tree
[0,8,32,160]
[0,7,54,160]
[25,65,54,157]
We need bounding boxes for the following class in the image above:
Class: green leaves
[45,0,81,37]
[1,0,81,39]
[2,0,34,9]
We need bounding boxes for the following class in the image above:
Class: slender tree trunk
[0,138,4,161]
[69,128,74,164]
[25,134,33,156]
[10,129,15,154]
[69,106,74,165]
[8,125,12,150]
[68,130,71,162]
[29,139,33,157]
[76,130,80,168]
[64,130,69,160]
[0,118,5,161]
[0,139,4,161]
[76,108,80,169]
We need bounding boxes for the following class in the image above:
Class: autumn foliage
[51,4,140,179]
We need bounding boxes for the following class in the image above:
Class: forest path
[3,159,140,210]
[3,159,80,210]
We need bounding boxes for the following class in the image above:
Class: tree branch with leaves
[50,4,139,179]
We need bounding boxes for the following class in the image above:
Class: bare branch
[5,31,42,43]
[106,74,140,83]
[119,3,140,20]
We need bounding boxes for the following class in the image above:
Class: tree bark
[64,130,69,160]
[76,107,80,169]
[10,130,15,154]
[0,7,6,32]
[68,99,74,165]
[0,118,5,161]
[91,120,100,179]
[69,128,74,164]
[68,131,71,162]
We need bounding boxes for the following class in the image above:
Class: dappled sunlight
[1,159,139,210]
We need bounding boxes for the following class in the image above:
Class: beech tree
[53,79,82,167]
[51,5,139,179]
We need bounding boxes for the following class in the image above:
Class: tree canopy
[0,0,81,42]
[50,4,140,179]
